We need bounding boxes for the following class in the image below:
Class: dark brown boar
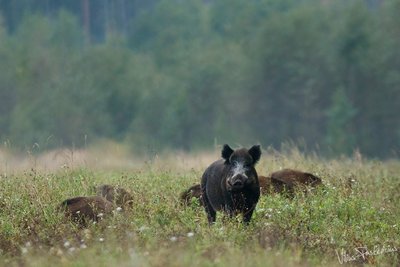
[267,169,322,195]
[96,184,133,209]
[59,196,115,226]
[179,184,202,206]
[201,144,261,224]
[258,175,272,194]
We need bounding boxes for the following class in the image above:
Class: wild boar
[201,144,261,224]
[257,175,272,194]
[263,169,322,196]
[96,184,133,209]
[59,196,115,226]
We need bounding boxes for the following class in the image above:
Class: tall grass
[0,146,399,266]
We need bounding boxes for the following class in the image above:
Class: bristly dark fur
[60,197,85,207]
[221,144,234,163]
[259,169,322,196]
[201,144,261,224]
[248,145,261,164]
[269,168,322,195]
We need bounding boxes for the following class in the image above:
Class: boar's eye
[243,161,253,168]
[231,160,239,166]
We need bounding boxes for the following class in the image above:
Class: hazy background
[0,0,399,158]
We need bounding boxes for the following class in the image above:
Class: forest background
[0,0,399,158]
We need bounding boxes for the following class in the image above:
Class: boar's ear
[248,145,261,164]
[221,144,234,162]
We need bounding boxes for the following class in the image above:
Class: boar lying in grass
[181,170,322,205]
[201,144,262,224]
[260,168,322,195]
[60,185,132,226]
[96,184,134,209]
[59,196,115,226]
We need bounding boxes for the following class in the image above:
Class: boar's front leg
[243,208,255,224]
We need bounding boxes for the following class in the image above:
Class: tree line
[0,0,399,158]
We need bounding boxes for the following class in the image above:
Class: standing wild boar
[201,144,261,224]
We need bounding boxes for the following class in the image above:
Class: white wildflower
[187,232,194,238]
[139,226,148,232]
[83,229,92,239]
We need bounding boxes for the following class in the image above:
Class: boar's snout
[227,174,247,191]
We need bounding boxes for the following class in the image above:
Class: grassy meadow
[0,145,399,266]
